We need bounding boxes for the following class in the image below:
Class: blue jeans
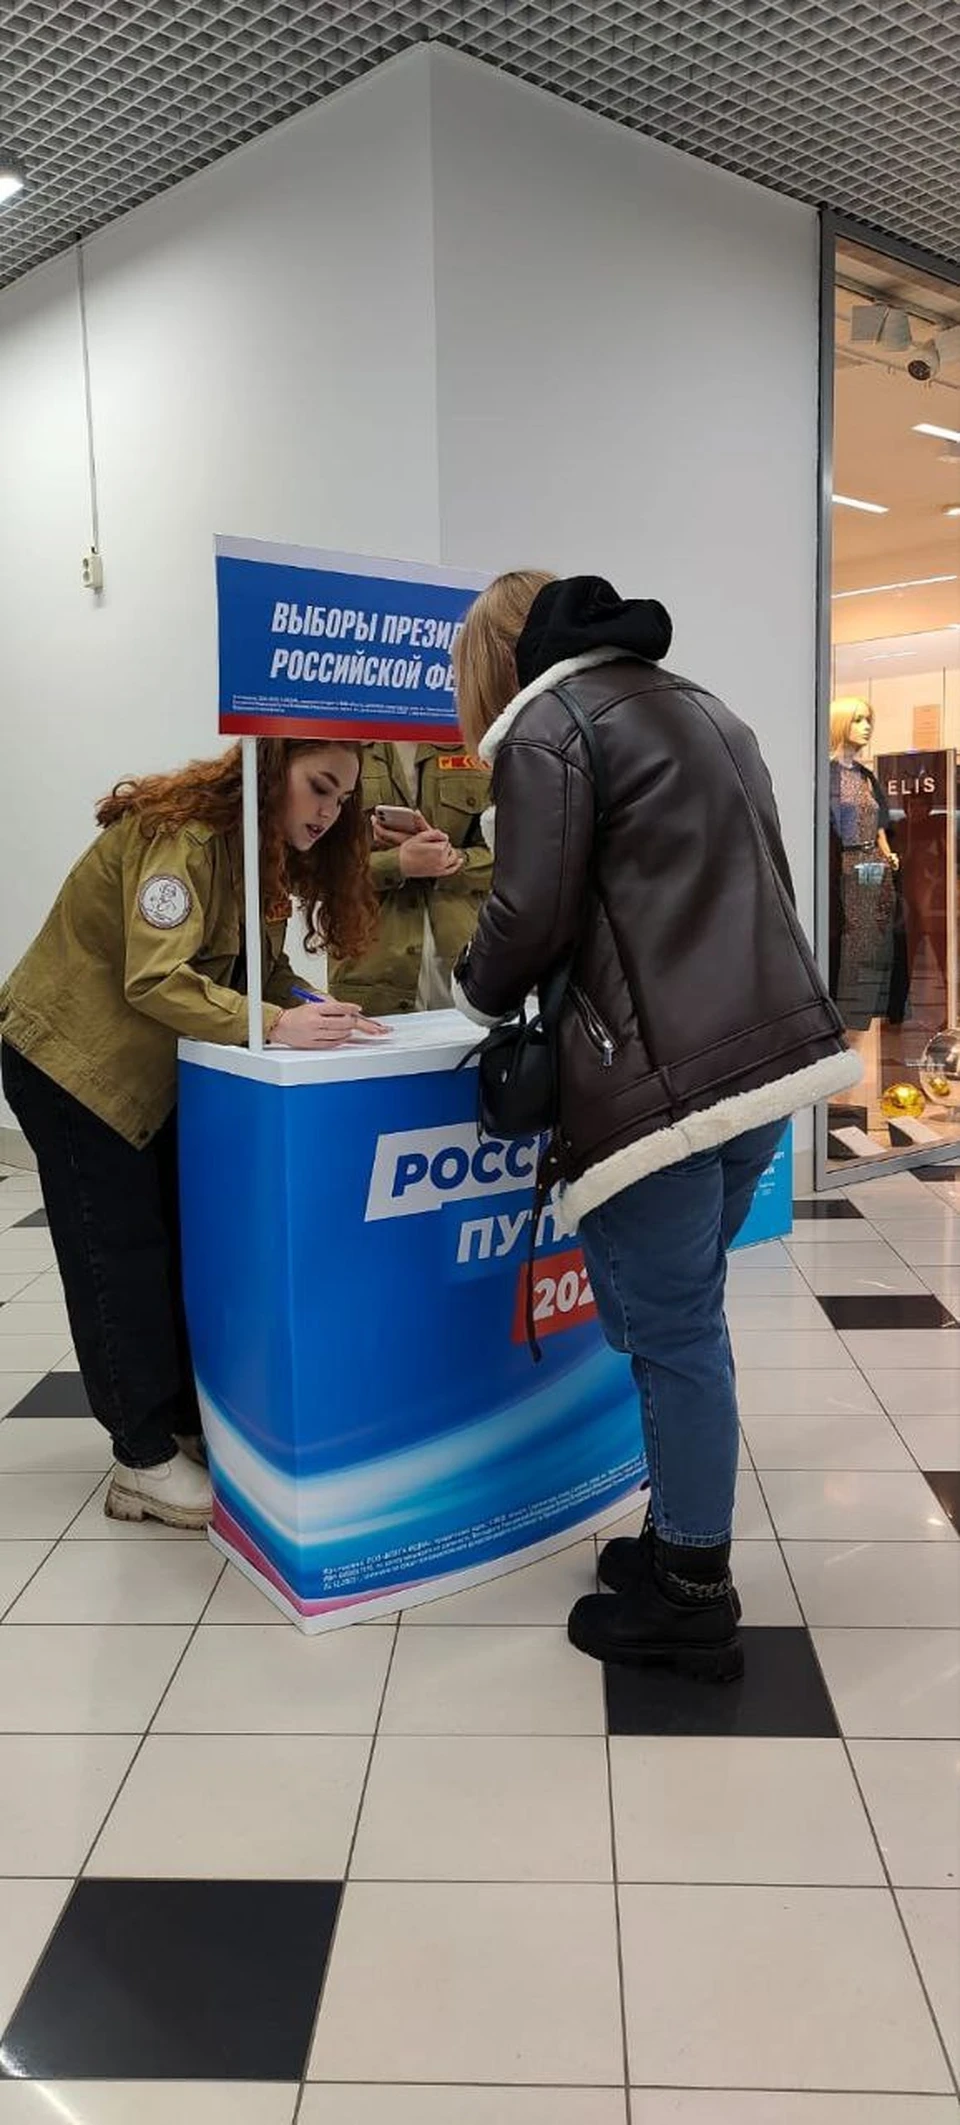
[579,1122,786,1547]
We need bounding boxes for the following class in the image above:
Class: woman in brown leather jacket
[452,572,859,1682]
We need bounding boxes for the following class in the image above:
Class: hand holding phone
[373,804,425,838]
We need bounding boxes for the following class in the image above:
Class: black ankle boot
[569,1529,743,1682]
[598,1516,742,1619]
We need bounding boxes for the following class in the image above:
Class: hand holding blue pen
[269,986,389,1049]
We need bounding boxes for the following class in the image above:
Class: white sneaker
[105,1449,213,1530]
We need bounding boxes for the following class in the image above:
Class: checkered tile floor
[0,1158,959,2120]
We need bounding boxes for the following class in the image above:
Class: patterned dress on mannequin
[829,757,896,1032]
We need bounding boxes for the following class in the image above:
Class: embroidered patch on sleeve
[137,875,192,929]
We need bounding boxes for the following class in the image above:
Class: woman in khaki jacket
[0,739,383,1529]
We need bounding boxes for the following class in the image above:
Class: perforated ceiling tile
[1,1,958,291]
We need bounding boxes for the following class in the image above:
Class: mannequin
[828,697,898,1033]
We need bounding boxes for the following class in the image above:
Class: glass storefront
[817,222,960,1182]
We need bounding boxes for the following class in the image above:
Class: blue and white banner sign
[216,536,486,741]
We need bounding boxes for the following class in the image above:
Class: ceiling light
[849,304,911,351]
[936,325,960,368]
[914,422,960,445]
[833,573,958,600]
[832,494,889,514]
[0,158,25,207]
[945,505,960,518]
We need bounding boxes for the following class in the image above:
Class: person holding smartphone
[0,738,385,1531]
[328,741,493,1016]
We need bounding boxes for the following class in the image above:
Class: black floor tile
[792,1198,864,1220]
[911,1165,960,1184]
[8,1373,91,1418]
[13,1208,48,1228]
[818,1294,958,1331]
[604,1627,839,1738]
[0,1878,341,2082]
[923,1472,960,1527]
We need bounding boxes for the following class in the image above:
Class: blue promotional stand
[178,1014,792,1631]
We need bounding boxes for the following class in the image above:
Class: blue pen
[291,984,328,1006]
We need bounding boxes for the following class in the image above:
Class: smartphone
[374,804,422,835]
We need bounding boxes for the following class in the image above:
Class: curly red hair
[96,740,377,962]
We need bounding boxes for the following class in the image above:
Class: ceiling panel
[1,1,959,293]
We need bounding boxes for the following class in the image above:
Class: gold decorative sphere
[919,1030,960,1109]
[880,1082,927,1121]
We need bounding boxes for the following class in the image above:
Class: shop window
[819,224,960,1179]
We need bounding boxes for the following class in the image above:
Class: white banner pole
[241,736,264,1054]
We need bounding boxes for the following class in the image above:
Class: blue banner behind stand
[215,537,486,741]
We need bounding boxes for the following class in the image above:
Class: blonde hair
[453,569,556,754]
[830,696,873,757]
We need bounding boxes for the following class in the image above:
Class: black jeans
[1,1042,202,1468]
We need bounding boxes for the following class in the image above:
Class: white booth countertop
[179,1007,480,1084]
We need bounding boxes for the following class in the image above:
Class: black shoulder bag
[460,685,609,1356]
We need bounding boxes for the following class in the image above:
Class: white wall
[1,45,823,1163]
[431,49,821,927]
[0,47,440,1125]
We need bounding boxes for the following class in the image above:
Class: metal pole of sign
[241,736,264,1054]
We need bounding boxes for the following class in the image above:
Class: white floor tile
[789,1224,910,1247]
[731,1331,847,1369]
[403,1541,597,1626]
[619,1884,950,2091]
[761,1470,956,1542]
[897,1890,960,2075]
[52,1354,83,1373]
[813,1630,960,1739]
[734,1470,776,1539]
[154,1622,393,1734]
[737,1371,882,1417]
[65,1477,204,1540]
[381,1626,605,1736]
[872,1373,960,1418]
[0,1376,43,1419]
[0,1735,138,1874]
[786,1542,960,1627]
[743,1409,913,1472]
[0,1274,47,1303]
[0,1879,72,2030]
[0,1303,72,1339]
[0,1541,51,1617]
[725,1294,831,1332]
[13,1270,65,1305]
[789,1258,930,1297]
[0,1334,73,1373]
[847,1178,934,1214]
[725,1266,811,1295]
[730,1540,803,1625]
[611,1737,881,1885]
[352,1735,612,1881]
[0,1472,102,1539]
[7,1538,224,1625]
[843,1331,960,1373]
[891,1410,960,1468]
[0,1240,58,1274]
[0,1419,111,1476]
[885,1234,960,1268]
[0,2090,300,2123]
[627,2094,960,2122]
[0,1624,191,1732]
[918,1271,960,1313]
[301,2094,626,2125]
[87,1732,370,1879]
[851,1742,960,1888]
[309,1881,623,2084]
[203,1562,397,1626]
